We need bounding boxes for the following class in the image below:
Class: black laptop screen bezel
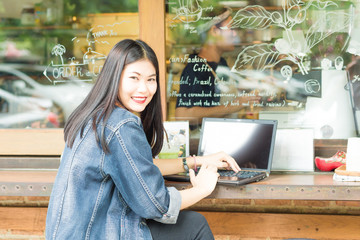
[197,118,278,173]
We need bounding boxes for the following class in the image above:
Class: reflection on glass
[166,0,357,139]
[0,64,92,128]
[0,0,139,128]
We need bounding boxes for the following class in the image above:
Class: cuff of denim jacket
[153,187,181,224]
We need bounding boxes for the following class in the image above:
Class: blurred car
[0,88,60,128]
[0,64,93,127]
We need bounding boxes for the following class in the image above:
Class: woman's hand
[197,151,241,172]
[178,162,219,209]
[189,162,219,196]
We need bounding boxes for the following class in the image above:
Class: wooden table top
[1,170,360,200]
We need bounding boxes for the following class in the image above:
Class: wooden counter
[1,170,360,200]
[0,170,359,239]
[168,172,360,201]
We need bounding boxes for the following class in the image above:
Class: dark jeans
[147,211,214,240]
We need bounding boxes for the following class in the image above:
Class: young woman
[45,39,240,240]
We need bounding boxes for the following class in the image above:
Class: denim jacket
[46,108,181,240]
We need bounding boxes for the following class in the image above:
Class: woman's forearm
[178,165,218,209]
[179,186,209,209]
[153,157,198,176]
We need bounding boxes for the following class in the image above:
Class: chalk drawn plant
[173,0,203,23]
[221,0,353,75]
[51,44,66,65]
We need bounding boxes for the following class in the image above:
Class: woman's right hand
[189,162,219,197]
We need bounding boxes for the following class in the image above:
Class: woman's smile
[132,96,147,104]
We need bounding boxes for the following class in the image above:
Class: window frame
[0,0,166,156]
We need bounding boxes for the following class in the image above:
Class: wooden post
[138,0,167,120]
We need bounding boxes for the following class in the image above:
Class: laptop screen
[198,118,277,171]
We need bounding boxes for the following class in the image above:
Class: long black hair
[64,39,164,157]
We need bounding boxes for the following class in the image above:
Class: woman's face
[118,59,157,113]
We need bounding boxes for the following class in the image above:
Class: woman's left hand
[196,151,241,172]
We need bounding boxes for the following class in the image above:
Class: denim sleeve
[103,119,181,223]
[153,187,181,224]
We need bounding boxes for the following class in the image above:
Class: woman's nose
[137,79,149,93]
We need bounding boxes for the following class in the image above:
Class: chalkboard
[346,57,360,136]
[285,70,322,102]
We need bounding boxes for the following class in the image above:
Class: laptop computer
[164,118,278,185]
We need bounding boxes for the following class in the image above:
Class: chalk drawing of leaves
[313,0,338,9]
[232,43,283,72]
[223,6,273,30]
[305,11,352,51]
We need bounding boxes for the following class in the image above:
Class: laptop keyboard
[218,170,263,178]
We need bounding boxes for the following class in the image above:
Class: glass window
[0,0,138,129]
[165,0,359,140]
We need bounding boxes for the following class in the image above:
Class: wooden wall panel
[1,208,359,239]
[0,129,64,155]
[200,211,360,240]
[0,207,47,236]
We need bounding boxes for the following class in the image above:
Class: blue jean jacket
[46,108,181,240]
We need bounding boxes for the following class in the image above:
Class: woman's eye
[130,76,138,80]
[148,78,156,82]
